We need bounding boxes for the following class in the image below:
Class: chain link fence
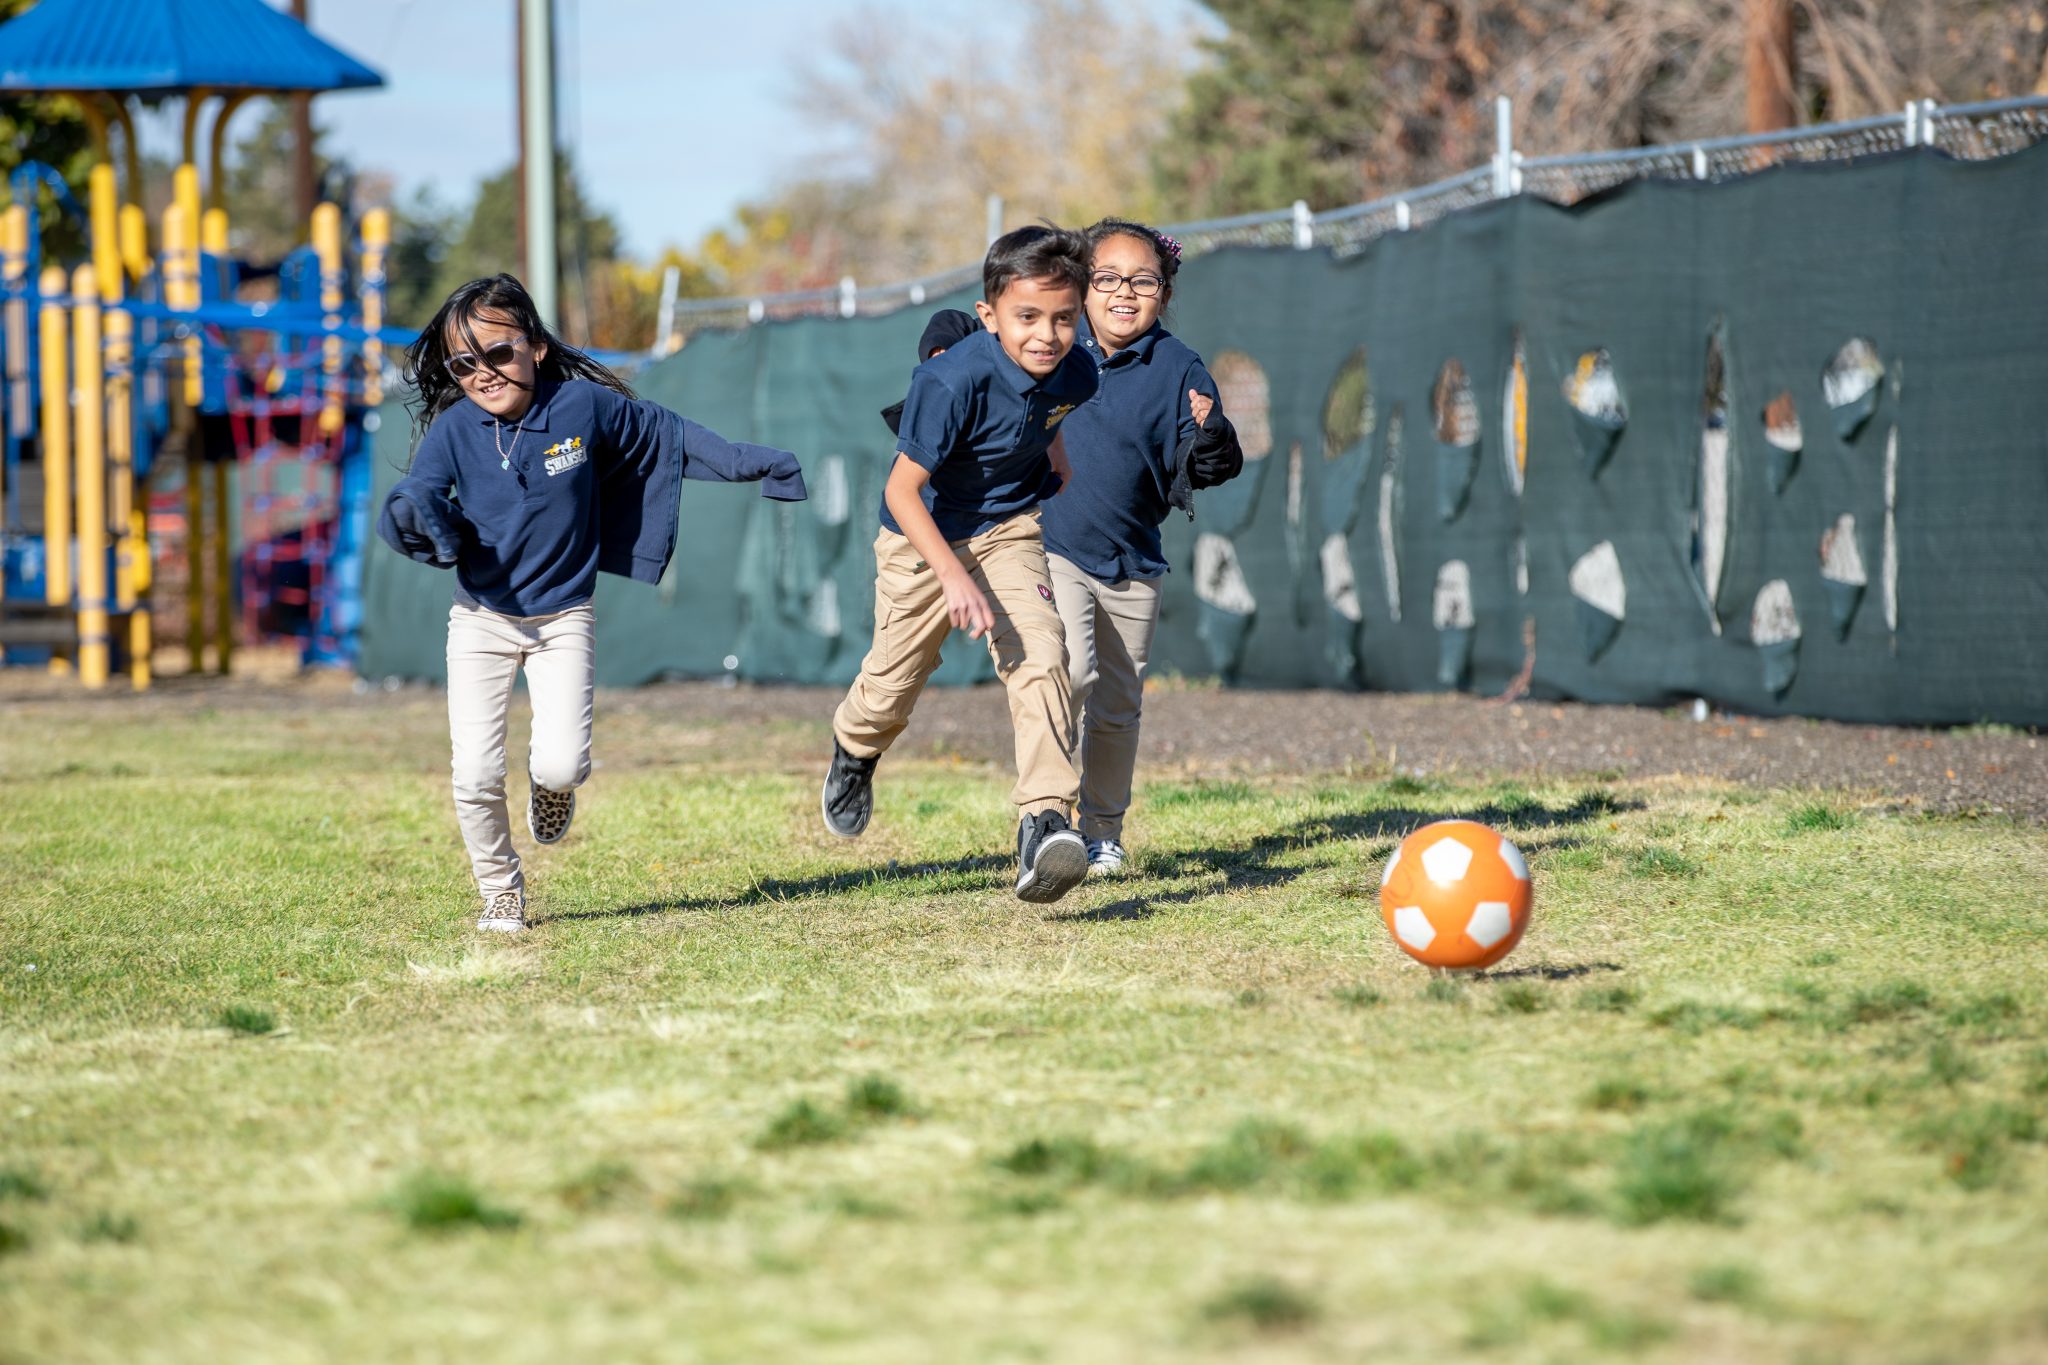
[665,95,2048,339]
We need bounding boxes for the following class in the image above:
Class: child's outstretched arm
[671,415,807,501]
[884,454,994,640]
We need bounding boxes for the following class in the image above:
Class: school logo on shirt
[1044,403,1077,430]
[543,436,587,476]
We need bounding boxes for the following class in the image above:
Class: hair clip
[1158,233,1183,261]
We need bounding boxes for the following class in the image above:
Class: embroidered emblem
[542,435,588,477]
[1044,403,1077,430]
[1037,584,1053,602]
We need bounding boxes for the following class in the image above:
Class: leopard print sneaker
[476,889,527,933]
[528,779,576,845]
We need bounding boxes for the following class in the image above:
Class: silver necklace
[493,415,528,471]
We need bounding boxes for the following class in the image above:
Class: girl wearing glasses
[378,274,806,932]
[1038,218,1244,876]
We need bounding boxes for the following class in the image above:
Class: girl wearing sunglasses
[378,274,807,933]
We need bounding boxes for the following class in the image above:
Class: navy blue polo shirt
[397,379,665,616]
[882,327,1099,542]
[1041,318,1221,582]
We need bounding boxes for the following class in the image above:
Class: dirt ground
[7,647,2041,821]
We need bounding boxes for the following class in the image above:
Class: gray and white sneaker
[1015,809,1088,904]
[528,779,575,844]
[1086,838,1128,877]
[477,889,527,933]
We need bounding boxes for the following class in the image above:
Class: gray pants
[1047,554,1162,843]
[445,601,595,900]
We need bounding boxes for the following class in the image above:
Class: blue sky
[280,0,1217,259]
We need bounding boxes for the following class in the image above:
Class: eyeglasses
[445,338,526,379]
[1089,270,1164,298]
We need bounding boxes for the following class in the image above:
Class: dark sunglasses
[445,338,526,379]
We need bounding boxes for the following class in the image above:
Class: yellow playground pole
[172,163,203,409]
[107,303,146,689]
[37,265,71,675]
[204,92,248,249]
[163,201,205,673]
[360,208,390,408]
[119,204,150,289]
[71,265,108,689]
[88,164,121,306]
[312,202,345,434]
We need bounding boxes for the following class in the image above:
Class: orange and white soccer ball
[1378,819,1533,970]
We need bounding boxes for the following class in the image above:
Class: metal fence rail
[665,94,2048,340]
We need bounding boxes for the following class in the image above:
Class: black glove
[1187,411,1243,490]
[378,486,466,566]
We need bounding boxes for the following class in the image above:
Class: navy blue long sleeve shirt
[378,378,806,617]
[883,328,1098,542]
[1041,318,1236,582]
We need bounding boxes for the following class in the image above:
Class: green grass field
[3,689,2046,1363]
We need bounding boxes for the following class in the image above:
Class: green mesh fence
[361,145,2048,726]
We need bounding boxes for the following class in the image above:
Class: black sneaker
[821,740,878,839]
[1015,809,1088,903]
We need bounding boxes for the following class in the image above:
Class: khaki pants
[833,511,1077,817]
[446,601,595,900]
[1048,554,1162,843]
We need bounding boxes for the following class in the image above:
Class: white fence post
[1395,199,1411,231]
[1292,200,1313,249]
[986,194,1004,246]
[838,276,857,319]
[651,264,679,357]
[1692,144,1708,179]
[1903,101,1920,147]
[1494,95,1515,197]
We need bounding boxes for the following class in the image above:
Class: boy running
[822,226,1098,904]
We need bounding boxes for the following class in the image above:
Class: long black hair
[404,273,632,437]
[1083,217,1183,308]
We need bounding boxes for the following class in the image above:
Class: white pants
[1047,555,1162,843]
[445,601,595,900]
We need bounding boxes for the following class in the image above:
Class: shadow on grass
[561,792,1635,926]
[1052,794,1629,925]
[549,854,1012,922]
[1476,962,1624,982]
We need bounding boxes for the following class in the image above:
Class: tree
[0,1,105,262]
[684,0,1191,293]
[381,186,462,331]
[217,99,353,263]
[425,156,646,349]
[1156,0,2048,220]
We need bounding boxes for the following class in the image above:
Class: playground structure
[0,0,406,688]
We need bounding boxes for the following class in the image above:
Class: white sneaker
[1087,839,1128,876]
[528,779,576,845]
[477,889,527,933]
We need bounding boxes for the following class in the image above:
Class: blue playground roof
[0,0,384,95]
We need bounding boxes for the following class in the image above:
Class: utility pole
[1743,0,1799,133]
[290,0,316,222]
[520,0,558,327]
[514,2,526,272]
